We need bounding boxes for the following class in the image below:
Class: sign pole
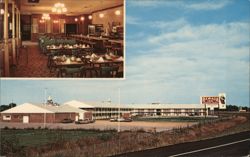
[205,103,207,119]
[44,88,47,128]
[118,88,120,132]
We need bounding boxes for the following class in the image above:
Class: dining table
[52,53,124,77]
[108,39,124,46]
[46,44,93,54]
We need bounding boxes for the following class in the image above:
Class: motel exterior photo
[0,93,226,123]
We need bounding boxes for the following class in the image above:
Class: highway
[115,131,250,157]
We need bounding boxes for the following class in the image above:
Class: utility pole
[118,88,121,154]
[44,88,47,128]
[204,103,207,120]
[118,88,120,132]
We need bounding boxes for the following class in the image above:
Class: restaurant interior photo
[0,0,124,78]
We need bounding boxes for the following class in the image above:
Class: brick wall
[1,112,88,123]
[30,113,55,123]
[84,112,93,120]
[54,113,76,123]
[0,113,55,123]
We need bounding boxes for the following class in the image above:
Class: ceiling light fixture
[115,10,121,15]
[52,3,67,14]
[0,9,4,14]
[99,13,104,18]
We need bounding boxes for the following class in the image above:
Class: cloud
[148,22,249,48]
[151,18,188,30]
[124,20,249,104]
[186,0,232,10]
[126,15,188,32]
[127,0,231,10]
[126,15,140,25]
[127,0,171,7]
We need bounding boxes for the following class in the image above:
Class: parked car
[61,118,74,123]
[75,119,95,124]
[75,119,89,124]
[89,119,95,123]
[123,118,132,122]
[110,118,117,122]
[110,118,132,122]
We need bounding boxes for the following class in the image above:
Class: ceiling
[20,0,123,15]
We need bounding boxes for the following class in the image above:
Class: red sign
[201,96,219,104]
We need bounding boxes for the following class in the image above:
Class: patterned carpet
[10,43,57,77]
[9,42,124,78]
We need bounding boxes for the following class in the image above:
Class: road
[115,131,250,157]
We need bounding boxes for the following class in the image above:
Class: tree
[8,103,16,108]
[241,106,250,111]
[0,105,9,112]
[0,103,17,112]
[226,105,239,111]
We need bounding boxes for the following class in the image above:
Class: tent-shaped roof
[1,103,88,114]
[36,104,87,113]
[1,103,54,113]
[55,104,87,113]
[63,100,95,108]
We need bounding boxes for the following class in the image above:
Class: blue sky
[1,0,249,106]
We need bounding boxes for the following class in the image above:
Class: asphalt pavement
[115,131,250,157]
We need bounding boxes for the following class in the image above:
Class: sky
[1,0,249,106]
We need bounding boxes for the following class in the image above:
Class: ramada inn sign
[201,93,226,110]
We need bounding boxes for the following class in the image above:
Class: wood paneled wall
[92,5,124,33]
[30,14,91,41]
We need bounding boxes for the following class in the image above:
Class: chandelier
[52,3,67,13]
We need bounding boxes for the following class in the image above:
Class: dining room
[0,0,124,78]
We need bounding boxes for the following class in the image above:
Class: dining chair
[100,65,119,78]
[47,50,61,70]
[104,40,112,54]
[60,66,85,77]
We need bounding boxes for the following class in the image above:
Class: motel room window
[3,115,11,120]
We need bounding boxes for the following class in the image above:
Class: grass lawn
[0,129,116,147]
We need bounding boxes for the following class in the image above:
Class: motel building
[0,93,226,123]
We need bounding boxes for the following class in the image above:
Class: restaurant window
[3,115,11,120]
[32,18,38,33]
[59,19,65,33]
[38,20,46,33]
[52,20,59,33]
